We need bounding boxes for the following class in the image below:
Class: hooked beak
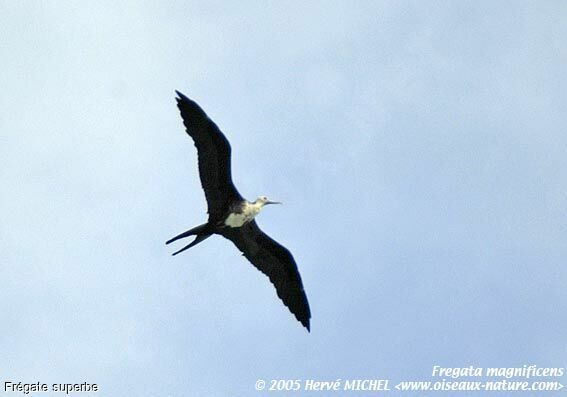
[265,200,282,205]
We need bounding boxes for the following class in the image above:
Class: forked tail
[166,223,212,256]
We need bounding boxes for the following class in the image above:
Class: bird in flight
[167,91,311,331]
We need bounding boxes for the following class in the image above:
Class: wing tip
[174,90,205,115]
[298,311,311,332]
[175,90,190,104]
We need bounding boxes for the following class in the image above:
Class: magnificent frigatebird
[166,91,311,331]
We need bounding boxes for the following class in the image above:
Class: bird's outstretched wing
[175,91,243,219]
[220,220,311,331]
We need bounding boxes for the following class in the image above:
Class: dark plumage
[167,91,311,331]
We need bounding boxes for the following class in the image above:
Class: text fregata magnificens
[166,91,311,331]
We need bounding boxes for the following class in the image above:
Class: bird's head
[256,196,282,206]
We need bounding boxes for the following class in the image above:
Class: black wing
[175,91,243,220]
[221,220,311,331]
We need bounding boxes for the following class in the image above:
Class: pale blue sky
[1,1,566,396]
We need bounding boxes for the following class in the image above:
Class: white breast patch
[224,213,248,228]
[224,202,262,228]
